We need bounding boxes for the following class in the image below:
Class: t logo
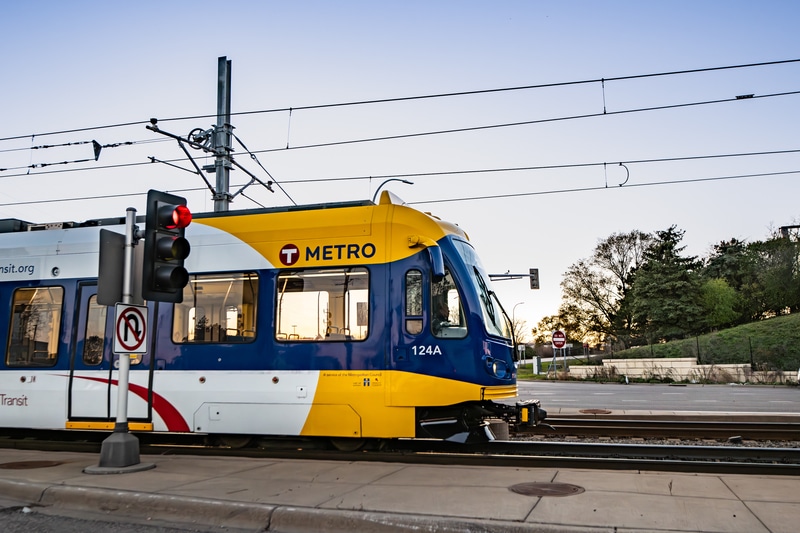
[279,244,300,266]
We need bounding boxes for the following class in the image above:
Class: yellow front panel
[387,371,488,406]
[301,371,515,439]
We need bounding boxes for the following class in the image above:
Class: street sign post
[548,330,568,378]
[85,207,154,475]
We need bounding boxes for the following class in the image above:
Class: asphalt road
[516,380,800,413]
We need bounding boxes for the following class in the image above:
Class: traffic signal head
[529,268,540,290]
[142,190,191,303]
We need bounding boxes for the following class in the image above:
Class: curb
[0,479,601,533]
[269,506,601,532]
[40,484,276,531]
[0,479,274,531]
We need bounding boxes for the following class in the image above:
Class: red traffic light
[143,190,191,303]
[158,204,192,230]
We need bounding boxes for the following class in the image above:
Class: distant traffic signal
[142,190,191,303]
[529,268,540,290]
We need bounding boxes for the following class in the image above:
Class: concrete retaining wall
[566,357,798,384]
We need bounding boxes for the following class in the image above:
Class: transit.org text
[1,263,35,277]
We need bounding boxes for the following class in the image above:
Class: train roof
[0,192,467,242]
[0,199,376,235]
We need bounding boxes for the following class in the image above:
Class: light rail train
[0,192,544,447]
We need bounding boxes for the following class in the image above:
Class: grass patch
[615,314,800,371]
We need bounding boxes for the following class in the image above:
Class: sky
[2,1,799,341]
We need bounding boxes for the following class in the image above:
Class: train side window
[276,267,369,342]
[431,268,467,339]
[172,272,258,344]
[83,295,107,365]
[405,270,423,335]
[6,287,64,367]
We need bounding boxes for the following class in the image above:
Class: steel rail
[518,418,800,440]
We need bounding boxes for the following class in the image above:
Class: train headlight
[490,359,509,378]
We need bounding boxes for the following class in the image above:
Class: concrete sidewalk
[1,447,799,532]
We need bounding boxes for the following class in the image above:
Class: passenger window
[83,295,107,365]
[173,272,258,343]
[405,270,423,335]
[276,267,369,341]
[431,269,467,339]
[6,287,64,367]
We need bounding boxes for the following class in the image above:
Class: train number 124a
[411,345,442,356]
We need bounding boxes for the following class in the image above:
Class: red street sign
[552,330,566,349]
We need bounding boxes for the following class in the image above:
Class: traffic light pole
[115,207,135,433]
[85,208,154,474]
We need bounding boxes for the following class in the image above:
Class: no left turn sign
[114,304,148,354]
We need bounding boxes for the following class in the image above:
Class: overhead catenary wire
[0,137,167,154]
[232,133,297,206]
[1,59,797,185]
[1,57,798,143]
[3,167,798,212]
[3,143,797,184]
[251,90,800,155]
[408,169,800,206]
[1,87,798,180]
[293,148,800,183]
[1,58,798,214]
[0,138,166,172]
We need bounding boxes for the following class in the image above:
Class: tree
[560,230,653,345]
[703,238,764,323]
[748,235,800,316]
[629,226,704,341]
[531,315,563,345]
[511,317,528,345]
[699,278,740,330]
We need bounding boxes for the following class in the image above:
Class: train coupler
[516,399,553,430]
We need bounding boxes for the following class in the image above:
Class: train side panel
[0,198,519,439]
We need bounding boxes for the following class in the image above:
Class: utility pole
[213,56,233,212]
[148,57,276,208]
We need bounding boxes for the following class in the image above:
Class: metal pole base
[84,432,155,474]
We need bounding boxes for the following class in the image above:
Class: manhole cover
[579,409,612,415]
[509,482,585,497]
[0,461,63,470]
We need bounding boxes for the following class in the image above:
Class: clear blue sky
[2,1,799,338]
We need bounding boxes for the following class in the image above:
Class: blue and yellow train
[0,192,545,447]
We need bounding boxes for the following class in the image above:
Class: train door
[68,282,154,426]
[391,268,423,369]
[1,284,69,430]
[392,266,468,368]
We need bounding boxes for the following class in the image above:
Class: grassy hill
[614,313,800,371]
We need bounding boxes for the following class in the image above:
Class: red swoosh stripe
[73,376,191,432]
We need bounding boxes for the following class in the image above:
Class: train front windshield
[452,240,512,340]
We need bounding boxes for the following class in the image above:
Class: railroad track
[2,428,799,477]
[387,439,800,476]
[521,417,800,441]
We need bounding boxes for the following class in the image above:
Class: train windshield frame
[452,239,512,340]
